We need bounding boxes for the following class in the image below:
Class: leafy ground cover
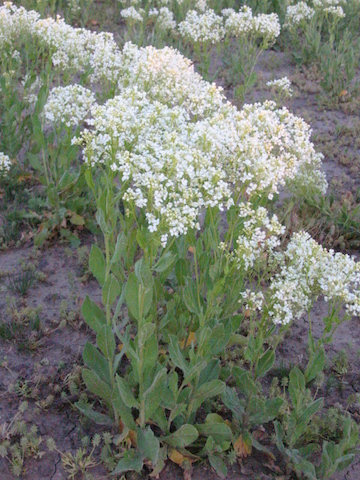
[1,1,360,479]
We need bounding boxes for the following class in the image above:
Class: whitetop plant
[313,0,343,7]
[267,76,293,97]
[78,87,231,240]
[0,152,11,173]
[117,42,229,116]
[44,85,96,128]
[195,0,207,12]
[323,5,346,16]
[284,2,316,27]
[178,9,225,44]
[268,232,360,325]
[120,6,144,22]
[224,7,280,42]
[222,203,285,271]
[156,7,177,31]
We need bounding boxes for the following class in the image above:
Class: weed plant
[1,3,360,479]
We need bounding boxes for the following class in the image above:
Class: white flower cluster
[240,289,264,312]
[156,7,177,31]
[313,0,342,7]
[79,87,231,239]
[120,6,144,22]
[267,76,293,97]
[268,232,360,325]
[178,9,225,44]
[285,2,315,27]
[203,101,327,199]
[224,204,284,271]
[0,5,328,241]
[225,6,280,42]
[117,42,228,117]
[323,6,345,17]
[44,85,96,128]
[195,0,207,12]
[0,152,11,173]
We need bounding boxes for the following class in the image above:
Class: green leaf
[182,361,207,386]
[195,422,232,443]
[111,233,126,265]
[83,342,110,385]
[75,401,113,426]
[96,209,111,236]
[289,367,306,408]
[296,398,324,438]
[115,375,139,409]
[125,270,153,322]
[163,424,199,448]
[255,350,275,379]
[82,369,112,403]
[305,347,325,383]
[233,367,257,398]
[221,387,244,421]
[208,453,227,479]
[102,274,120,307]
[137,427,160,465]
[169,335,189,374]
[191,380,225,414]
[144,369,167,420]
[112,449,143,474]
[250,397,283,426]
[184,281,201,315]
[81,296,106,333]
[70,213,85,226]
[97,325,116,360]
[84,168,95,191]
[89,245,106,286]
[112,390,137,431]
[154,252,175,273]
[175,258,188,286]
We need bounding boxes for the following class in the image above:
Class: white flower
[0,152,11,173]
[120,6,143,22]
[156,7,176,31]
[268,232,360,325]
[324,6,345,17]
[285,2,315,27]
[225,7,280,42]
[44,85,96,128]
[267,76,293,97]
[178,9,225,44]
[80,87,231,239]
[224,203,285,271]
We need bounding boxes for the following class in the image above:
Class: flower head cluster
[117,42,228,117]
[120,6,144,22]
[268,232,360,325]
[224,203,284,271]
[0,2,40,52]
[79,87,231,239]
[225,6,280,42]
[203,101,327,199]
[323,6,345,17]
[0,152,11,173]
[240,289,264,312]
[267,76,293,97]
[178,9,225,44]
[313,0,342,7]
[156,7,176,31]
[285,2,315,27]
[195,0,207,12]
[44,85,96,128]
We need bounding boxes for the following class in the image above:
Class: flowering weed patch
[1,2,360,479]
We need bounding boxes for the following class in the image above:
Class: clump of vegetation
[1,1,360,478]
